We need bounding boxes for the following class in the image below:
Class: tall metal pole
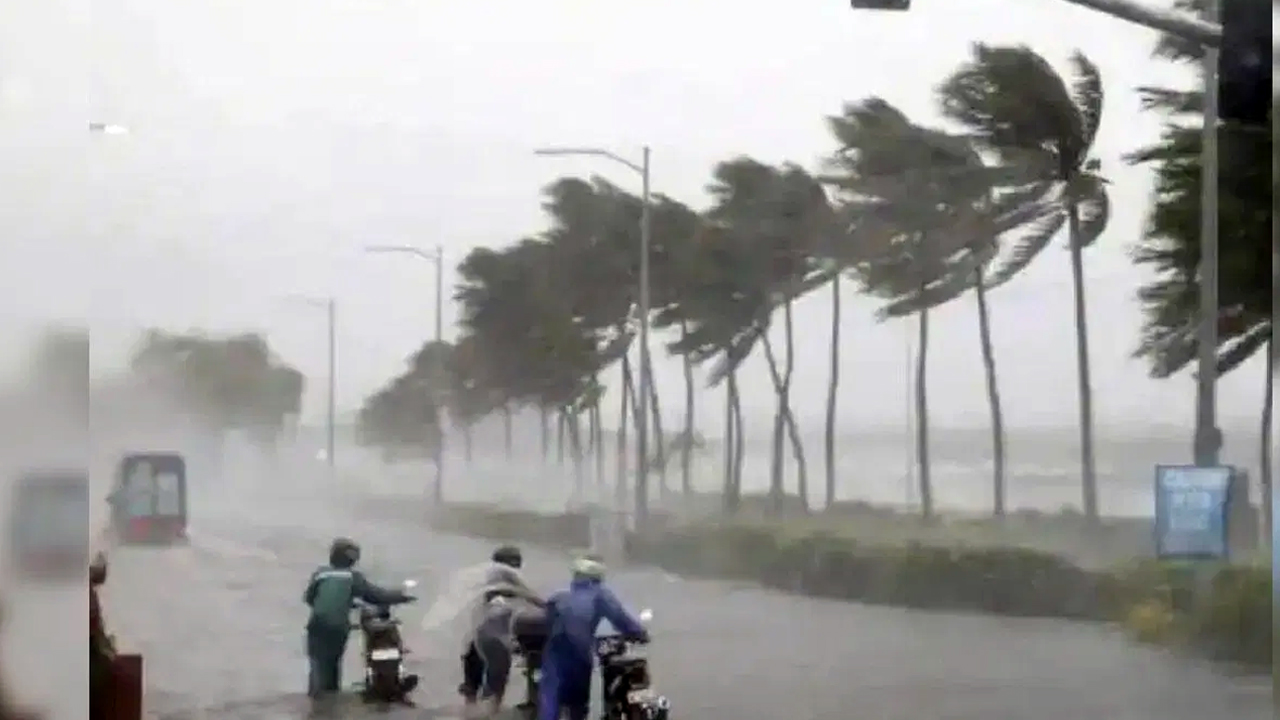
[634,146,652,528]
[433,244,446,505]
[1193,0,1221,467]
[326,298,337,471]
[1055,0,1220,46]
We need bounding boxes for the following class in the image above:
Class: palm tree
[647,197,709,499]
[938,44,1111,520]
[1126,3,1274,530]
[825,97,1046,518]
[701,158,833,515]
[665,223,764,514]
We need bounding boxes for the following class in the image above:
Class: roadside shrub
[1185,564,1271,667]
[1112,560,1271,669]
[433,504,1271,669]
[429,504,590,549]
[628,521,1107,619]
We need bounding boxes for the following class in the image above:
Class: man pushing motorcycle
[538,554,648,720]
[459,545,546,716]
[302,537,415,699]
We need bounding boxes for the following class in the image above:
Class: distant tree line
[26,326,305,449]
[358,39,1272,524]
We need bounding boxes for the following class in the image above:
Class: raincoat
[302,554,410,697]
[537,578,647,720]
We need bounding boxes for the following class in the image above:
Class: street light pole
[1193,0,1221,468]
[284,295,338,470]
[365,244,447,503]
[326,298,337,472]
[533,146,654,526]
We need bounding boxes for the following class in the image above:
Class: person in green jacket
[303,537,414,698]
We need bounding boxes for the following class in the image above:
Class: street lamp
[533,146,653,526]
[283,295,338,472]
[364,244,446,503]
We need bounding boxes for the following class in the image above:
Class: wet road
[96,466,1269,720]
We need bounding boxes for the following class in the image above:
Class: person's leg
[536,656,562,720]
[460,642,483,704]
[305,628,326,698]
[558,660,593,720]
[476,635,512,711]
[309,626,346,695]
[330,631,348,692]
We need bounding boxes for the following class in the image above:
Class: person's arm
[302,571,320,606]
[353,571,412,605]
[505,569,546,608]
[595,586,648,641]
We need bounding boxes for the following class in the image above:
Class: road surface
[87,466,1269,720]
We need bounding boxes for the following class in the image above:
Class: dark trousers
[306,624,350,697]
[460,635,513,701]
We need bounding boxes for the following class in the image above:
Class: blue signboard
[1154,465,1231,560]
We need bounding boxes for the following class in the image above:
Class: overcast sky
[0,0,1269,435]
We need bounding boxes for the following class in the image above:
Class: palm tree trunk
[1066,201,1099,520]
[761,333,788,517]
[783,408,809,514]
[722,376,735,514]
[502,405,513,459]
[680,320,696,498]
[824,275,841,510]
[568,411,585,498]
[616,358,632,505]
[916,307,933,519]
[589,398,604,489]
[539,408,550,464]
[973,269,1007,517]
[737,368,747,504]
[645,370,669,501]
[554,411,564,465]
[1260,336,1274,545]
[729,369,745,513]
[782,298,807,511]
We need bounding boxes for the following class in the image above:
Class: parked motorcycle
[354,579,419,706]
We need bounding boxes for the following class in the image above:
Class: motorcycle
[596,609,669,720]
[513,608,670,720]
[354,579,420,706]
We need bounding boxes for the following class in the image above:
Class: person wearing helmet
[303,537,415,698]
[537,554,648,720]
[459,545,545,715]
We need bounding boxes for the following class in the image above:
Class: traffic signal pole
[851,0,1221,45]
[1055,0,1220,46]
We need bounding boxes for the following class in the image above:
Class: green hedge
[626,522,1108,619]
[1110,559,1272,668]
[430,504,1271,669]
[428,504,591,548]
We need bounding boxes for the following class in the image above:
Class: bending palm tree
[938,44,1111,520]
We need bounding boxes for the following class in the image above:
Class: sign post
[1154,465,1232,560]
[1154,464,1233,611]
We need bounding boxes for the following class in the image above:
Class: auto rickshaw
[108,453,188,546]
[6,470,90,580]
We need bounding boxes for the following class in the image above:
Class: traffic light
[1217,0,1271,126]
[850,0,910,9]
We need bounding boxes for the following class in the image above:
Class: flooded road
[94,466,1269,720]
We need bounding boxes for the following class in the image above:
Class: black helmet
[492,544,523,569]
[329,537,361,568]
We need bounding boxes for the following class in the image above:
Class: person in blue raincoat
[303,537,415,698]
[538,555,648,720]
